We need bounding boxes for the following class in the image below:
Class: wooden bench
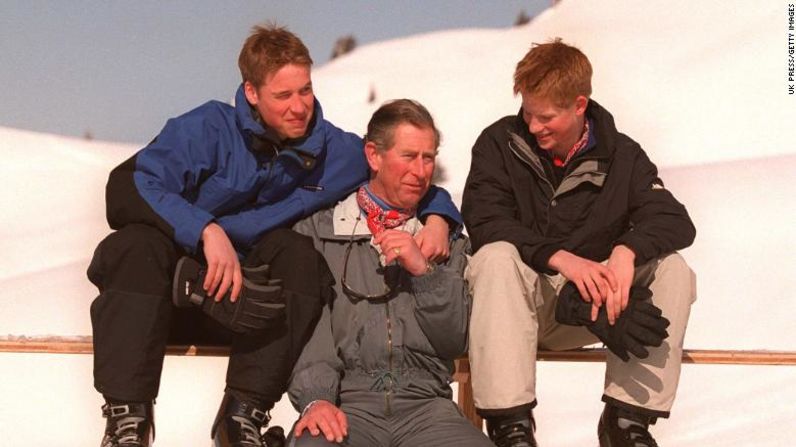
[3,335,795,429]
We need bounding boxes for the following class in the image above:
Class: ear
[243,81,259,106]
[574,95,588,116]
[364,141,382,173]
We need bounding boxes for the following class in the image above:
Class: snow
[1,1,794,445]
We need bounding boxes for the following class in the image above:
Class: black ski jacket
[462,100,695,272]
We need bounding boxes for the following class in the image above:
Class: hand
[414,215,450,262]
[605,245,636,325]
[374,229,428,276]
[555,283,670,361]
[293,400,348,443]
[548,250,618,321]
[200,223,242,302]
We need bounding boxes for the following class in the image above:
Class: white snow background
[1,1,794,445]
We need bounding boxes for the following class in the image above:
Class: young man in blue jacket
[462,39,696,446]
[87,25,460,447]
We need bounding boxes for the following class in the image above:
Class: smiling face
[520,93,588,160]
[366,123,437,210]
[244,63,314,141]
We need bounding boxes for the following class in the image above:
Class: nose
[528,117,543,135]
[410,156,427,180]
[288,95,307,115]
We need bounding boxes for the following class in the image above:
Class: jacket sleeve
[106,112,220,252]
[287,304,342,411]
[417,186,464,232]
[614,148,696,264]
[409,237,471,360]
[217,125,368,251]
[288,215,343,411]
[462,128,562,265]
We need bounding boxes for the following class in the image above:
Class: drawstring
[370,370,399,392]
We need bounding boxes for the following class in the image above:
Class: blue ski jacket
[105,85,461,256]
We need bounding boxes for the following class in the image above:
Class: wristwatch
[424,260,436,275]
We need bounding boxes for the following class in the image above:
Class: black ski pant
[88,223,332,403]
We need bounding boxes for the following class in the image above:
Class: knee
[289,433,337,447]
[97,224,176,261]
[468,242,529,281]
[88,224,178,293]
[650,253,696,304]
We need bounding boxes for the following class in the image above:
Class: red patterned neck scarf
[553,119,591,167]
[355,186,416,236]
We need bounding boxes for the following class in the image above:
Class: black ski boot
[100,401,154,447]
[598,404,659,447]
[486,411,537,447]
[212,392,285,447]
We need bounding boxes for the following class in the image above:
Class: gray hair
[365,99,441,151]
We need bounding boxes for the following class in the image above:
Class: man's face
[366,123,437,210]
[244,63,314,141]
[520,93,587,158]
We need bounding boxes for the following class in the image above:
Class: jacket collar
[319,192,423,241]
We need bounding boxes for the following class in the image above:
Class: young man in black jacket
[462,39,696,447]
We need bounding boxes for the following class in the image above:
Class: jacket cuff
[409,264,446,294]
[178,212,215,254]
[613,235,649,266]
[298,391,338,413]
[522,244,561,275]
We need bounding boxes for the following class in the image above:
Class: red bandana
[553,120,591,167]
[355,187,415,236]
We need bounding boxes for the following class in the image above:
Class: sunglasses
[340,217,394,301]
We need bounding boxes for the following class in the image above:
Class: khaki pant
[465,242,696,416]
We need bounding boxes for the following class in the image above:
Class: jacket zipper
[385,300,393,416]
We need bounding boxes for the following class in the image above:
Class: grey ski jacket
[288,192,470,413]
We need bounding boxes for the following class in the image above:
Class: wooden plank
[536,348,796,365]
[2,337,795,365]
[0,336,232,357]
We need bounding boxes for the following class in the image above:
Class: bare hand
[374,229,428,276]
[548,250,618,320]
[293,400,348,443]
[200,223,242,302]
[605,245,636,325]
[414,215,450,262]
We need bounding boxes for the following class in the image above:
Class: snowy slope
[1,1,794,445]
[0,126,136,335]
[313,0,791,195]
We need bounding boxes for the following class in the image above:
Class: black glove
[172,256,286,333]
[555,282,670,361]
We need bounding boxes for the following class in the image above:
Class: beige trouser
[465,242,696,415]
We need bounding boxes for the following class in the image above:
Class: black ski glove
[172,256,286,333]
[555,282,670,361]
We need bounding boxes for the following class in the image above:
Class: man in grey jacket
[287,99,491,447]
